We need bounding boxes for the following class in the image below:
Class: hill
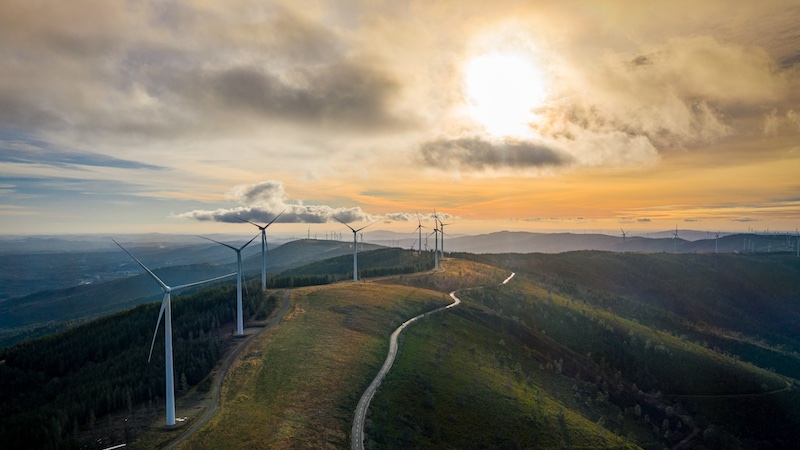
[444,230,798,254]
[366,253,800,448]
[0,239,387,347]
[2,250,799,448]
[281,246,434,278]
[0,283,277,450]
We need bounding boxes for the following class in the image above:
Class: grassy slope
[132,253,800,449]
[368,309,632,449]
[173,281,450,450]
[369,257,800,449]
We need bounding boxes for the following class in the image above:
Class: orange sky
[1,0,798,236]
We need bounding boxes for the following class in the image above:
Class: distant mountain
[444,231,797,255]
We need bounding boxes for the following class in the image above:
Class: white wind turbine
[620,229,627,253]
[113,240,235,426]
[197,234,259,336]
[429,214,440,271]
[238,210,285,292]
[336,218,376,282]
[437,215,452,259]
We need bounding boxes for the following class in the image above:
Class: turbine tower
[238,210,285,292]
[113,240,235,426]
[336,218,375,281]
[620,229,627,253]
[197,233,260,336]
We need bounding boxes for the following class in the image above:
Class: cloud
[190,60,408,131]
[731,217,761,222]
[176,180,423,224]
[0,0,411,146]
[0,135,164,170]
[637,218,652,223]
[419,136,571,170]
[548,36,795,152]
[683,218,701,222]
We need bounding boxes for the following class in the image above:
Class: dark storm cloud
[419,136,571,170]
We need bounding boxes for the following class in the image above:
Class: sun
[465,52,547,137]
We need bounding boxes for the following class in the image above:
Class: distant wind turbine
[238,210,285,292]
[673,226,679,253]
[437,215,452,259]
[715,232,720,254]
[336,218,375,281]
[415,213,425,256]
[197,233,260,336]
[620,229,627,253]
[113,240,235,426]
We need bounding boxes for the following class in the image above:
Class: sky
[1,0,799,237]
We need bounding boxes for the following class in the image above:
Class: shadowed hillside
[366,253,800,448]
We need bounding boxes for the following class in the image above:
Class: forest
[0,284,275,449]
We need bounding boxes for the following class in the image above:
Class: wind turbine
[336,218,375,282]
[113,240,235,426]
[415,213,425,256]
[672,226,679,253]
[237,210,285,292]
[197,233,260,336]
[437,215,452,259]
[715,232,720,254]
[620,229,627,253]
[429,214,440,270]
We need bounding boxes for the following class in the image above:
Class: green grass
[368,309,636,449]
[174,282,450,450]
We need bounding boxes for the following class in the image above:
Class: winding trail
[164,291,291,450]
[351,272,515,450]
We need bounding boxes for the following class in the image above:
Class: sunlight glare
[465,52,547,137]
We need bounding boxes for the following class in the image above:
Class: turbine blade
[355,221,377,232]
[148,293,169,363]
[236,216,263,229]
[171,272,236,291]
[265,209,286,228]
[113,239,169,291]
[238,232,260,251]
[196,235,237,251]
[335,217,356,232]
